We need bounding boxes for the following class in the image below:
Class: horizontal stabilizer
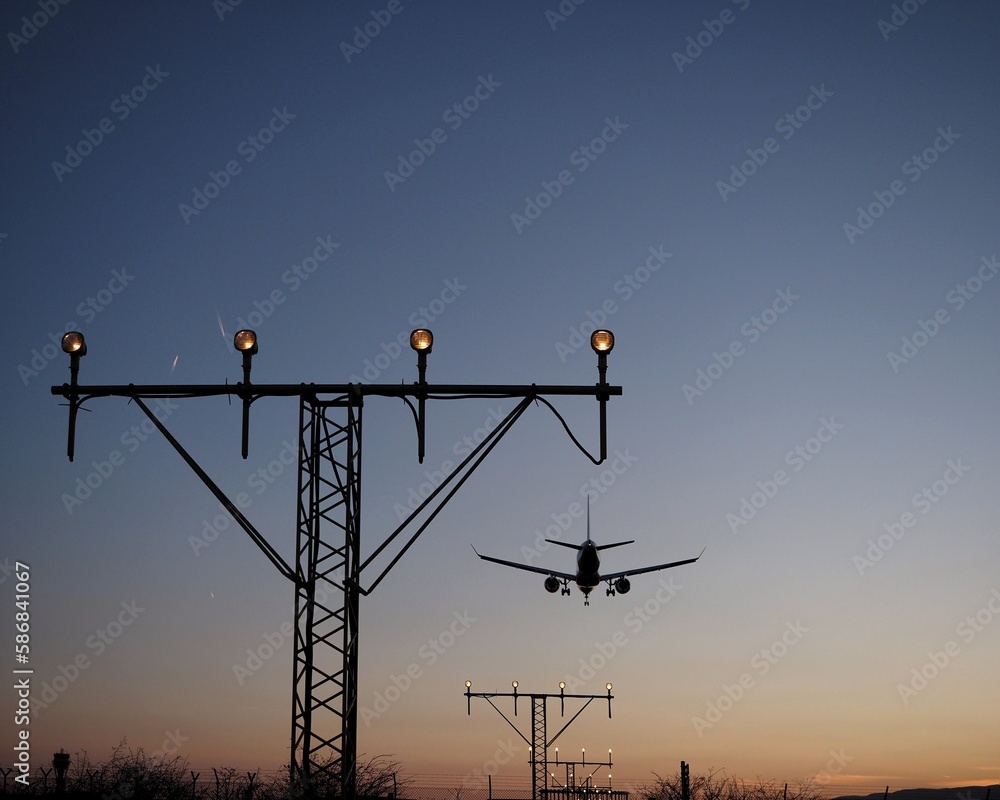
[544,539,584,550]
[595,540,634,551]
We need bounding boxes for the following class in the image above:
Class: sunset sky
[3,1,999,794]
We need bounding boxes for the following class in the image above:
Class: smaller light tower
[464,680,614,800]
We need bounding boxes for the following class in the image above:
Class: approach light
[61,331,87,356]
[61,331,88,462]
[559,681,566,690]
[606,683,613,691]
[409,329,433,461]
[592,331,614,449]
[590,329,614,354]
[233,330,258,460]
[409,328,433,353]
[465,680,472,688]
[511,680,518,689]
[234,329,258,355]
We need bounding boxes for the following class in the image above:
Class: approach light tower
[53,327,621,800]
[464,680,614,800]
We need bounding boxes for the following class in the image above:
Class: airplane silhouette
[472,503,703,605]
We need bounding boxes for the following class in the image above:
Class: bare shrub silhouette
[8,741,408,800]
[637,768,821,800]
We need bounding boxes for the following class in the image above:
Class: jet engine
[614,577,631,595]
[544,576,561,594]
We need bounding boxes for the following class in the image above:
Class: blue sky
[3,0,999,793]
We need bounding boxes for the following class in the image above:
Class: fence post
[681,761,690,800]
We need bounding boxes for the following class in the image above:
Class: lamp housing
[590,329,614,354]
[62,331,87,356]
[234,329,258,355]
[409,328,433,354]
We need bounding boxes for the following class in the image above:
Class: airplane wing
[471,546,577,581]
[601,547,705,581]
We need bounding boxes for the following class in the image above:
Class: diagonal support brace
[129,393,296,583]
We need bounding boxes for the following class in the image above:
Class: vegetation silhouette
[5,740,408,800]
[637,767,821,800]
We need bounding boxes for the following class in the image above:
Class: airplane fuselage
[575,539,601,594]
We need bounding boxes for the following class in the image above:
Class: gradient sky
[3,1,999,794]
